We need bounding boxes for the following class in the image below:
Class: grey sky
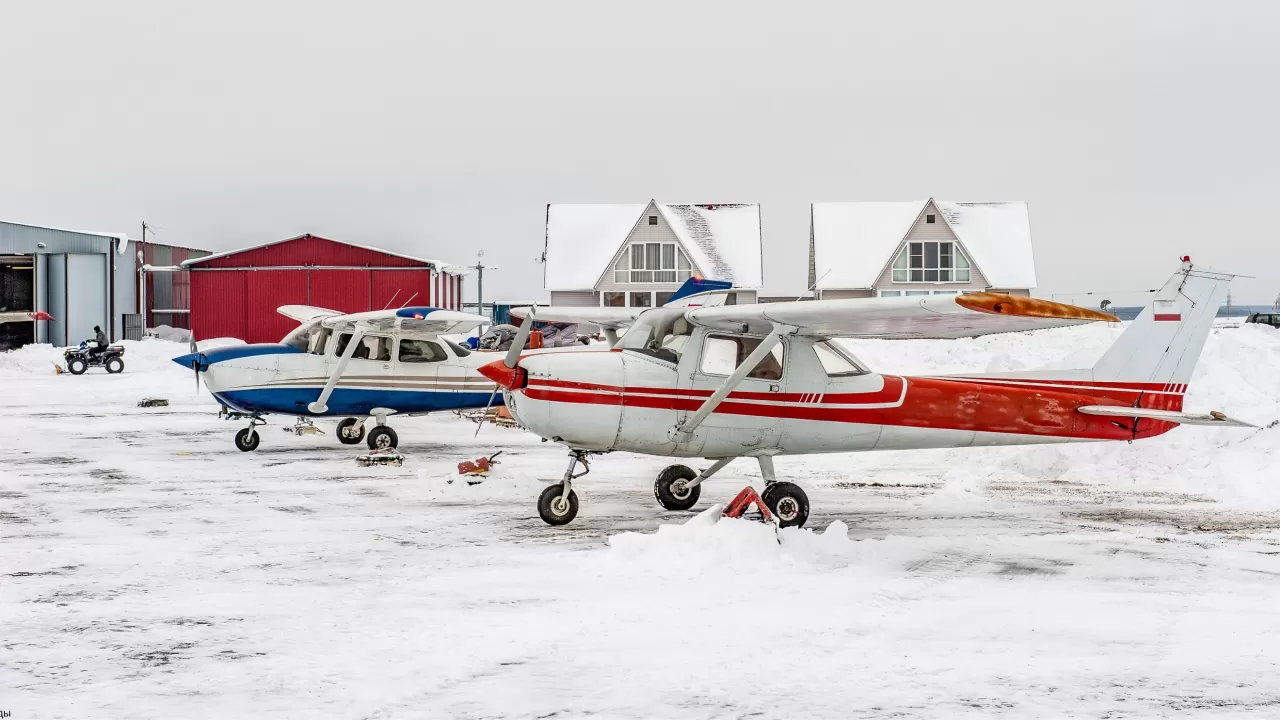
[2,1,1277,304]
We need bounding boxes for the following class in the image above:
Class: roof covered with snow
[182,234,465,274]
[812,200,1037,290]
[544,202,763,290]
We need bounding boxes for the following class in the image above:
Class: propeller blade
[474,385,500,438]
[503,306,537,369]
[189,330,200,393]
[192,359,201,393]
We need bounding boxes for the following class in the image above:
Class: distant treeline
[1105,305,1273,321]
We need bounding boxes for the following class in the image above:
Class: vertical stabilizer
[1091,259,1233,385]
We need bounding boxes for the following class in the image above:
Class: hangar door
[66,255,108,347]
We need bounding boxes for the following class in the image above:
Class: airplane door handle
[382,363,391,370]
[769,383,780,393]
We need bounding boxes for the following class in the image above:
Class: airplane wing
[278,305,342,323]
[0,311,54,323]
[510,306,644,330]
[321,306,491,335]
[686,293,1118,339]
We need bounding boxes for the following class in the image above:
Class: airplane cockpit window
[307,328,331,355]
[399,339,448,363]
[700,334,785,380]
[282,318,325,352]
[618,309,691,365]
[811,340,869,376]
[331,333,390,361]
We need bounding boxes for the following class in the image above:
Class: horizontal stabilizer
[1077,405,1255,428]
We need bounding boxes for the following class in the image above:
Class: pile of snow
[149,324,191,343]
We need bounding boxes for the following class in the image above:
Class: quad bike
[62,341,126,375]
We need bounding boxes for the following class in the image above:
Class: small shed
[543,200,764,308]
[184,234,463,343]
[809,199,1037,299]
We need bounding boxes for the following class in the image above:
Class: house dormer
[543,200,763,307]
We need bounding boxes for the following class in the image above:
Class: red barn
[184,234,463,343]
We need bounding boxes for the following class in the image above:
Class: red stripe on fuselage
[519,375,1181,441]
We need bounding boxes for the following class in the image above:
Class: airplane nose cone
[478,359,524,389]
[172,352,207,371]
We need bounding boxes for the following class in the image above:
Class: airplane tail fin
[663,277,734,308]
[1090,259,1234,387]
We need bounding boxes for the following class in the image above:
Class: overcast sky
[2,1,1278,305]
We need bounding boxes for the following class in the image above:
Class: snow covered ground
[3,326,1280,719]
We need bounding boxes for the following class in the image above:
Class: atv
[63,340,126,375]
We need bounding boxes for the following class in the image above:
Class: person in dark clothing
[89,325,108,360]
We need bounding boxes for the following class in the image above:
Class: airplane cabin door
[680,332,787,455]
[330,332,395,415]
[392,337,449,412]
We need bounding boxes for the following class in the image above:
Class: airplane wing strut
[670,324,796,440]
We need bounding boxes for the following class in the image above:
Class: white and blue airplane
[173,305,506,452]
[171,278,737,453]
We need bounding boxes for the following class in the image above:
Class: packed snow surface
[3,326,1280,718]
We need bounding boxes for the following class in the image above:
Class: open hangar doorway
[0,256,35,351]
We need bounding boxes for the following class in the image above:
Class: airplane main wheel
[537,483,579,526]
[654,464,701,511]
[67,358,87,375]
[234,427,260,452]
[762,482,809,528]
[105,357,124,374]
[367,426,398,450]
[336,417,365,445]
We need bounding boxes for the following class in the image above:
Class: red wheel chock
[722,486,774,523]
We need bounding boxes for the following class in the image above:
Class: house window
[927,214,936,224]
[655,291,675,306]
[648,215,658,225]
[891,241,971,283]
[630,292,653,308]
[603,292,626,307]
[613,243,694,283]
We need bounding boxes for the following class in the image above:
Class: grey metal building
[1,221,135,349]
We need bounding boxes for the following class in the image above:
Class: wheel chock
[356,448,404,467]
[722,486,774,523]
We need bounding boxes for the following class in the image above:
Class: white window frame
[879,289,963,297]
[614,243,694,284]
[601,291,659,308]
[891,241,971,284]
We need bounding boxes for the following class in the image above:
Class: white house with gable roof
[543,200,764,308]
[809,199,1037,300]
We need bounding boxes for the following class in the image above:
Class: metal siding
[308,269,371,314]
[549,291,599,307]
[0,221,113,256]
[191,271,247,341]
[435,273,441,307]
[247,270,309,343]
[46,255,67,346]
[371,269,433,311]
[193,235,428,269]
[66,254,108,345]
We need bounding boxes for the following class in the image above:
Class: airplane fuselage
[499,333,1181,459]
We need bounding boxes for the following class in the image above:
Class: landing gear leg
[757,456,809,528]
[538,451,588,525]
[234,416,266,452]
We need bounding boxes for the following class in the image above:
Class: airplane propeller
[188,331,201,393]
[475,307,537,438]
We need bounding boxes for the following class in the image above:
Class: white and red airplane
[480,259,1252,527]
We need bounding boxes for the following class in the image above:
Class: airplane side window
[812,341,868,376]
[399,339,447,363]
[699,335,785,380]
[368,336,392,362]
[334,333,353,357]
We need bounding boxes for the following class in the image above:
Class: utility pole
[464,250,498,320]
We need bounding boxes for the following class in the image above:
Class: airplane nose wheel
[761,482,809,528]
[538,484,579,525]
[654,464,701,511]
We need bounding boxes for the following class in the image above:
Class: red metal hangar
[184,234,464,344]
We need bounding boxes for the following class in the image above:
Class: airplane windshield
[619,309,692,365]
[282,318,325,352]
